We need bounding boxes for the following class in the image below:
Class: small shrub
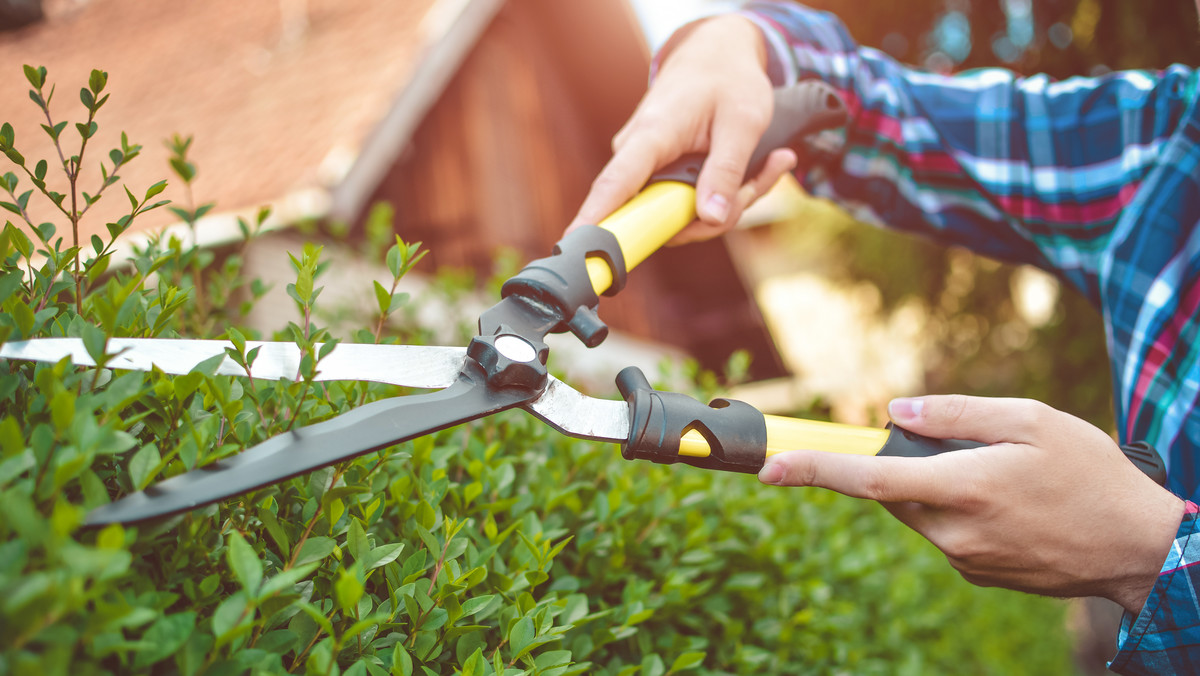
[0,67,1072,675]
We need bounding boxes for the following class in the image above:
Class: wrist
[1107,490,1185,614]
[656,15,768,77]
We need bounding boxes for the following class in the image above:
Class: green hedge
[0,67,1073,675]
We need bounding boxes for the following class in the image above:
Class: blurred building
[0,0,786,380]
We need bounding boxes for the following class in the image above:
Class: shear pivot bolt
[466,334,547,390]
[495,335,537,363]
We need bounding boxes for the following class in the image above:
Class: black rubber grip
[616,366,768,474]
[877,424,1168,486]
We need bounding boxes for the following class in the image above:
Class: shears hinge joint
[466,333,548,392]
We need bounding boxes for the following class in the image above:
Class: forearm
[735,2,1191,291]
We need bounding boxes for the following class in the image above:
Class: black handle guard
[879,424,1168,486]
[616,366,767,473]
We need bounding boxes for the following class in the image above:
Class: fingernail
[888,397,924,423]
[703,193,730,223]
[758,462,783,485]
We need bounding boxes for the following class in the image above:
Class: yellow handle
[587,181,697,295]
[678,415,889,458]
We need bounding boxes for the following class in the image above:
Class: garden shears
[0,81,1167,527]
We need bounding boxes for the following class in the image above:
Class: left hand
[567,15,796,244]
[758,394,1184,614]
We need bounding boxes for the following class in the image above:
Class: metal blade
[84,368,531,526]
[525,376,629,443]
[1,338,466,389]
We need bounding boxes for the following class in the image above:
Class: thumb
[758,449,954,506]
[887,394,1045,447]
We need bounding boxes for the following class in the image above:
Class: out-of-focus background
[0,0,1196,672]
[3,0,1194,430]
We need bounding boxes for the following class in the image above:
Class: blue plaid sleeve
[739,2,1194,304]
[1110,502,1200,675]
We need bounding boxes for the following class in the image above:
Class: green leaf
[40,121,66,142]
[169,157,196,183]
[258,505,290,559]
[668,652,705,673]
[364,543,405,570]
[641,655,665,676]
[75,121,97,140]
[212,591,251,642]
[82,323,107,364]
[227,531,263,594]
[293,536,337,566]
[128,444,161,490]
[133,612,197,669]
[12,298,33,337]
[334,569,364,613]
[50,388,75,431]
[0,416,24,457]
[461,594,497,618]
[348,517,369,563]
[374,280,391,315]
[461,647,483,676]
[285,283,303,306]
[89,68,108,94]
[534,651,572,672]
[260,562,320,597]
[0,122,12,147]
[508,616,534,658]
[23,65,44,89]
[144,180,168,201]
[392,644,414,676]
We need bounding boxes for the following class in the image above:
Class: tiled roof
[0,0,439,238]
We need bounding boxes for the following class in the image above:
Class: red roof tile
[0,0,438,238]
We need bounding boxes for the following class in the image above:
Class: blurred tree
[801,0,1197,74]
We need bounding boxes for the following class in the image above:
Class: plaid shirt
[738,3,1200,673]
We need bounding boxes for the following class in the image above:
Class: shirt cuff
[1109,501,1200,675]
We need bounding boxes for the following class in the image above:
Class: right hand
[568,15,797,244]
[758,394,1184,614]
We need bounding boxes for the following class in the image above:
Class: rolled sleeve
[1110,502,1200,675]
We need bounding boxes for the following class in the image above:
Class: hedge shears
[1,81,1167,527]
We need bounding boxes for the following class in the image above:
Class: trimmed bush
[0,67,1073,675]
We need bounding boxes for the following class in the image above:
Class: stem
[68,107,98,315]
[285,383,311,432]
[407,536,452,647]
[372,275,403,343]
[11,609,63,651]
[285,502,324,571]
[287,607,337,673]
[32,444,57,498]
[34,91,70,178]
[284,464,347,570]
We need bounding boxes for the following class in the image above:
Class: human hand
[758,395,1184,614]
[568,15,797,244]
